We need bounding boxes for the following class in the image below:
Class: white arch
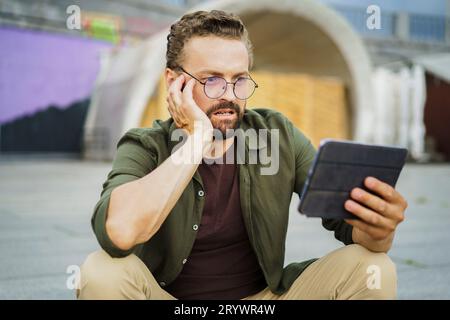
[83,0,373,160]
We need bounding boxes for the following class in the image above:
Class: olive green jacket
[91,108,353,295]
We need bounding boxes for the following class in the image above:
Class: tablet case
[298,139,408,219]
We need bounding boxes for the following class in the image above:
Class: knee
[343,244,397,279]
[77,250,142,299]
[81,250,141,280]
[341,244,397,299]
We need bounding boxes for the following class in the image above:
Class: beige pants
[76,244,397,300]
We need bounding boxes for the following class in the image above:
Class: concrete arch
[83,0,373,160]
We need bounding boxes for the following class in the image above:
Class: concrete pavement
[0,158,449,299]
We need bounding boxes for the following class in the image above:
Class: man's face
[167,36,249,137]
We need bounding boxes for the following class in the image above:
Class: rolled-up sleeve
[321,218,354,245]
[91,131,158,257]
[288,119,354,246]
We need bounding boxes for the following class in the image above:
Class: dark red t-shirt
[165,142,267,299]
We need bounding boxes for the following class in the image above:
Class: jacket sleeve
[91,131,158,257]
[288,119,354,246]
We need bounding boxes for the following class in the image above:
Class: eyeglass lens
[204,77,256,100]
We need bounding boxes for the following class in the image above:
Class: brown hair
[166,10,253,70]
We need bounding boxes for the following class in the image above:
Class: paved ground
[0,157,449,299]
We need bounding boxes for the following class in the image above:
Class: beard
[206,101,244,140]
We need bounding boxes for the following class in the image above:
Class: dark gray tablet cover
[298,140,408,219]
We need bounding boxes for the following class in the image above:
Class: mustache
[206,101,241,117]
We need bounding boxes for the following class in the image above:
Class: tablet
[298,139,408,220]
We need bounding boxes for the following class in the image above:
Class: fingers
[167,75,188,128]
[345,177,408,243]
[169,74,185,102]
[166,95,183,127]
[345,199,396,232]
[344,218,392,241]
[364,177,397,202]
[364,176,408,215]
[182,78,196,106]
[175,78,195,122]
[168,74,184,110]
[166,74,211,135]
[350,187,391,218]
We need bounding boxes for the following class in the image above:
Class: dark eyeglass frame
[176,66,258,100]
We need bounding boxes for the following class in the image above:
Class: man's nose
[220,83,235,101]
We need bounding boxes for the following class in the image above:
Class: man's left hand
[344,176,408,252]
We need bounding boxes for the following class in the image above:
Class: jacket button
[159,281,166,287]
[193,224,199,231]
[198,190,205,197]
[182,258,187,264]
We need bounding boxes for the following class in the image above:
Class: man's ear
[165,68,178,89]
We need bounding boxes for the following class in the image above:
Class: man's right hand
[107,75,216,250]
[166,74,213,138]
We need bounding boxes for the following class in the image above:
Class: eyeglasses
[177,66,258,100]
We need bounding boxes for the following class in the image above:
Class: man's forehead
[183,36,249,74]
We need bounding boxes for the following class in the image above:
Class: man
[77,10,407,300]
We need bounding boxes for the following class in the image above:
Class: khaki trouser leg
[76,250,175,300]
[244,244,397,300]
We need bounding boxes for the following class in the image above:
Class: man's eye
[235,77,248,85]
[206,77,222,84]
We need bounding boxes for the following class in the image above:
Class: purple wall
[0,27,112,124]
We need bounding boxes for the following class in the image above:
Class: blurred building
[83,0,374,160]
[323,0,450,161]
[1,0,449,161]
[0,0,198,154]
